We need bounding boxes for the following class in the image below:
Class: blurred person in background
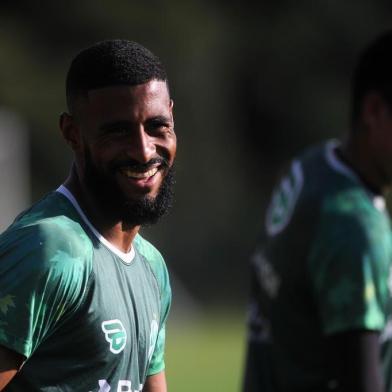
[0,39,175,392]
[243,31,392,392]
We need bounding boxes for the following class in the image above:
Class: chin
[122,191,158,205]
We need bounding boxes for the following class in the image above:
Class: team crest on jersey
[148,317,159,362]
[101,319,127,354]
[265,160,303,236]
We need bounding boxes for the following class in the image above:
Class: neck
[63,166,140,253]
[339,134,387,195]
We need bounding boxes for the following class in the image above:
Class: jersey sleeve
[0,220,92,358]
[308,203,391,336]
[134,235,172,376]
[147,259,171,376]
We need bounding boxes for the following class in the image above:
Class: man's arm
[0,345,24,391]
[143,371,167,392]
[243,340,272,392]
[326,330,383,392]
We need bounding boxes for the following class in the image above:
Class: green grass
[166,312,246,392]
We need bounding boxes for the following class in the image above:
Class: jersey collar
[56,185,136,264]
[325,140,386,213]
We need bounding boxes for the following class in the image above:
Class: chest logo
[265,160,303,236]
[101,319,127,354]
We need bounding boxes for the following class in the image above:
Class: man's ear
[169,99,174,121]
[59,112,82,151]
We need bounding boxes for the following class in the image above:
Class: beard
[82,148,175,226]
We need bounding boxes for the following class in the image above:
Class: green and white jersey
[0,185,171,392]
[244,140,392,391]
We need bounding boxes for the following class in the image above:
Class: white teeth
[121,167,158,179]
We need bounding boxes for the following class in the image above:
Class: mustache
[109,157,170,172]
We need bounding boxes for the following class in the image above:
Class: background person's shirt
[0,186,171,391]
[244,140,392,391]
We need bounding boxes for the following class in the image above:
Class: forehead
[78,80,171,121]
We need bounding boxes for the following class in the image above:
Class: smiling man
[0,40,175,392]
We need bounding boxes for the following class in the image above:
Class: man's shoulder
[320,179,387,231]
[272,140,344,207]
[134,234,166,268]
[266,139,388,239]
[312,186,390,256]
[134,234,169,289]
[299,140,352,194]
[298,140,380,210]
[265,140,345,235]
[0,191,93,275]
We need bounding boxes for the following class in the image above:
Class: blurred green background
[1,1,392,390]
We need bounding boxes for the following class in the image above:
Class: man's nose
[128,127,156,163]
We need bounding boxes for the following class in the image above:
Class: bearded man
[0,39,176,392]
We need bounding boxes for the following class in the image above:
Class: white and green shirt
[0,185,171,391]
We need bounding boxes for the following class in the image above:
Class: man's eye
[148,122,170,133]
[154,123,167,130]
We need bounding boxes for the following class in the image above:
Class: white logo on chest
[101,319,127,354]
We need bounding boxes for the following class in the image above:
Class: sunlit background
[1,1,392,390]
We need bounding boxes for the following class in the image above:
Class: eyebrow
[100,115,173,131]
[145,115,173,125]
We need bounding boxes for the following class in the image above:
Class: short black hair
[352,30,392,125]
[66,39,168,113]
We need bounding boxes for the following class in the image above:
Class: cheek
[79,146,110,177]
[372,129,392,173]
[88,142,120,166]
[378,124,392,155]
[164,134,177,164]
[369,123,390,153]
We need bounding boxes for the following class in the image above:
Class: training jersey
[0,185,171,392]
[244,140,392,391]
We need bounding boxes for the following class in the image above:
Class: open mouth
[119,166,159,179]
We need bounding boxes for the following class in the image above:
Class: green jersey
[244,140,392,391]
[0,185,171,391]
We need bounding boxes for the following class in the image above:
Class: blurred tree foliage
[1,0,392,307]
